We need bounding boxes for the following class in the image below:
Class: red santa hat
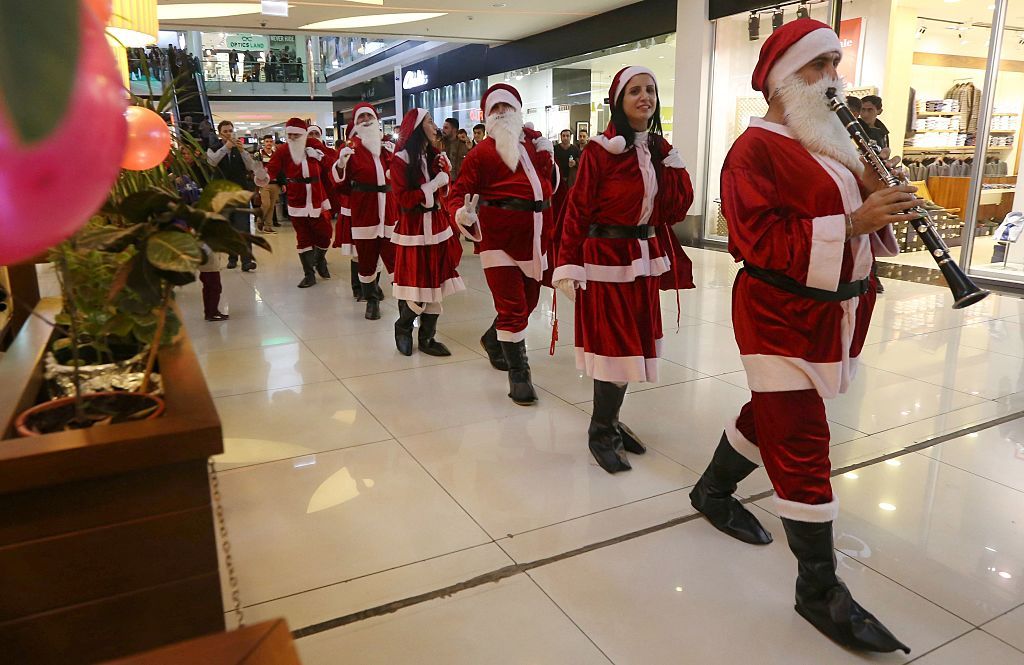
[347,102,379,138]
[285,117,308,135]
[307,123,324,136]
[482,83,522,117]
[395,108,429,153]
[752,18,842,100]
[608,65,657,107]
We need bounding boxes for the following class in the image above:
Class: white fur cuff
[421,183,435,209]
[551,264,586,289]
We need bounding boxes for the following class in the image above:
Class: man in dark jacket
[207,120,269,271]
[858,95,889,150]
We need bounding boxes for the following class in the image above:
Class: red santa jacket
[331,137,397,240]
[390,149,455,247]
[264,143,332,217]
[724,117,898,398]
[447,128,556,281]
[553,131,694,290]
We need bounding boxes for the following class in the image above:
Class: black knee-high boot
[689,433,772,544]
[499,340,537,405]
[350,261,362,300]
[418,313,451,357]
[297,252,317,288]
[395,301,417,356]
[314,247,331,279]
[362,280,381,320]
[480,321,509,371]
[588,380,631,474]
[782,519,910,654]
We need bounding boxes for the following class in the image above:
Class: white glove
[337,146,354,164]
[662,148,685,169]
[455,193,480,228]
[553,278,579,302]
[438,152,452,172]
[429,171,450,191]
[534,136,554,154]
[253,167,270,188]
[383,141,396,153]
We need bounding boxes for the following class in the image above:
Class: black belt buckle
[533,200,544,213]
[636,224,653,239]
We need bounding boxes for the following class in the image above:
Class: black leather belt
[402,204,439,213]
[588,223,656,239]
[351,181,392,193]
[480,197,550,213]
[741,264,869,302]
[287,177,315,184]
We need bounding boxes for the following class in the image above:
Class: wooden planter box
[0,299,225,664]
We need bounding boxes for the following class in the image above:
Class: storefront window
[405,79,485,136]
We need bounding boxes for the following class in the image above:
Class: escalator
[164,46,212,129]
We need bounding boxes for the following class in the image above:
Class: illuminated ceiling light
[300,13,446,30]
[844,472,859,479]
[879,502,897,511]
[999,571,1013,579]
[108,0,158,48]
[885,459,902,467]
[157,3,264,20]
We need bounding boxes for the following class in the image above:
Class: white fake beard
[486,109,524,172]
[287,136,306,165]
[351,121,382,156]
[775,74,863,175]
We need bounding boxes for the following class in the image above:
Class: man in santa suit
[264,117,334,288]
[448,84,557,406]
[306,123,336,280]
[332,103,397,320]
[688,19,917,654]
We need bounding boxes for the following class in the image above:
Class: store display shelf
[917,111,958,117]
[904,146,1011,152]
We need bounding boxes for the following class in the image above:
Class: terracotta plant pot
[15,391,165,437]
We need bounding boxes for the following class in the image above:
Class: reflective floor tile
[198,342,336,398]
[342,359,564,438]
[658,322,744,376]
[400,404,699,537]
[295,575,613,665]
[183,312,298,354]
[984,604,1024,653]
[441,315,575,356]
[957,319,1024,359]
[216,440,489,607]
[214,381,391,470]
[920,425,1024,493]
[305,329,478,379]
[528,509,969,665]
[909,630,1024,665]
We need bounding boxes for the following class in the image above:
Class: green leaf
[0,2,78,144]
[118,188,177,223]
[197,180,252,213]
[200,218,249,256]
[76,226,142,253]
[126,255,163,308]
[145,231,202,272]
[245,233,273,253]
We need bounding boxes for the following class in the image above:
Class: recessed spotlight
[879,502,897,511]
[844,472,859,479]
[885,459,902,467]
[301,13,446,30]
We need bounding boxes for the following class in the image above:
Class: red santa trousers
[354,237,395,282]
[484,266,542,343]
[293,213,332,252]
[727,389,837,522]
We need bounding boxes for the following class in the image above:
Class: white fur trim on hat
[308,124,324,135]
[485,89,522,116]
[766,28,842,97]
[611,66,657,105]
[286,127,308,136]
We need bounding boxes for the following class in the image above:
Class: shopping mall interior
[1,0,1024,663]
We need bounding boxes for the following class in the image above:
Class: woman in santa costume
[389,109,467,356]
[263,118,334,288]
[448,84,557,406]
[332,103,398,320]
[688,19,917,654]
[552,67,694,474]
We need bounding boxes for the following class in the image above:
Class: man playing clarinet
[687,18,920,654]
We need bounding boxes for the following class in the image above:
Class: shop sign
[838,18,864,86]
[403,69,429,89]
[270,34,298,56]
[226,34,268,51]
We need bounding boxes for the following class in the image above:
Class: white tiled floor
[182,233,1024,663]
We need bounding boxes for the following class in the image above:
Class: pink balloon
[121,106,171,171]
[0,5,127,264]
[84,0,111,23]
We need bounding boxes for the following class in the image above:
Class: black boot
[781,519,910,654]
[373,273,385,301]
[297,252,317,288]
[395,301,416,356]
[362,281,381,320]
[418,313,451,357]
[618,420,646,454]
[500,341,537,406]
[314,247,331,279]
[589,380,631,474]
[690,433,772,545]
[480,322,509,371]
[350,261,363,300]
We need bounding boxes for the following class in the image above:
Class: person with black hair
[389,109,467,356]
[441,117,469,182]
[858,95,889,149]
[552,66,695,474]
[472,123,486,148]
[207,120,269,272]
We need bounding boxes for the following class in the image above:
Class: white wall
[487,69,554,136]
[672,0,714,216]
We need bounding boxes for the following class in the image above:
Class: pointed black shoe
[500,340,537,405]
[480,322,509,371]
[418,313,451,357]
[395,300,416,356]
[589,381,631,473]
[362,282,381,320]
[618,422,646,454]
[297,252,317,288]
[314,247,331,279]
[351,261,363,300]
[781,519,910,654]
[689,433,772,545]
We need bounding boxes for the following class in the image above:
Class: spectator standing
[552,128,580,221]
[228,49,239,82]
[207,120,269,271]
[257,134,280,234]
[472,123,486,148]
[441,117,469,182]
[858,95,889,149]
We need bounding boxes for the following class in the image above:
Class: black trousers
[226,210,254,266]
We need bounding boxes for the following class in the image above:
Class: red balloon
[84,0,111,23]
[121,106,171,171]
[0,6,127,264]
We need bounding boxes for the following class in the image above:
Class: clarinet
[826,88,989,309]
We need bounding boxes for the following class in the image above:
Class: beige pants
[259,184,281,227]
